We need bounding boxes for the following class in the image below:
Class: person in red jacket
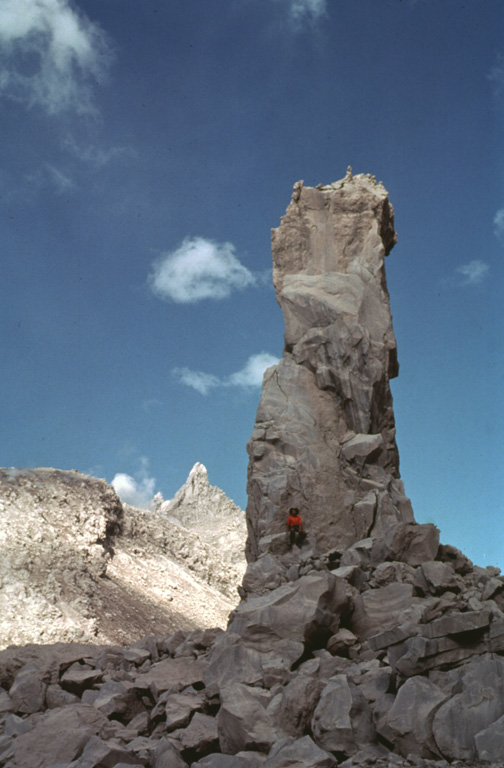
[286,508,303,548]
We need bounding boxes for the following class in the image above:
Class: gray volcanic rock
[245,172,417,567]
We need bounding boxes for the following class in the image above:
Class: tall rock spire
[245,173,418,564]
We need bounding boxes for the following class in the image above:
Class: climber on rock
[286,508,304,548]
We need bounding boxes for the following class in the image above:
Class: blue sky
[1,0,503,569]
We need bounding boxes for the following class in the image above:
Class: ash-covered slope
[0,466,245,650]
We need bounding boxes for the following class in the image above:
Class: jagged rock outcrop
[245,172,417,566]
[155,463,246,570]
[0,467,243,650]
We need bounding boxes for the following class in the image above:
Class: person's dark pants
[289,526,301,547]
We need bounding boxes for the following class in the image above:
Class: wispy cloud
[63,136,134,169]
[288,0,327,22]
[111,456,156,508]
[173,368,221,396]
[148,237,257,303]
[493,208,504,243]
[488,53,504,104]
[0,0,112,115]
[174,352,280,396]
[25,162,74,193]
[456,260,490,286]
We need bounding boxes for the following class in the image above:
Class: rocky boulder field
[1,173,503,768]
[1,538,503,768]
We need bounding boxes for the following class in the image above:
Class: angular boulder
[133,656,207,698]
[383,676,448,758]
[217,684,283,754]
[264,735,336,767]
[8,662,46,715]
[311,675,375,757]
[229,572,353,652]
[431,653,504,761]
[6,703,109,768]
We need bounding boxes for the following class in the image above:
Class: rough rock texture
[2,545,504,768]
[245,172,416,565]
[0,468,124,648]
[0,466,245,650]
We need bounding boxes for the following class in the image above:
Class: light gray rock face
[156,462,247,571]
[0,468,123,648]
[0,465,241,649]
[245,174,419,567]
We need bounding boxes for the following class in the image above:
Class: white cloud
[112,473,156,507]
[174,352,280,396]
[456,260,490,286]
[173,368,220,396]
[148,237,257,303]
[493,208,504,243]
[111,456,156,507]
[0,0,112,114]
[227,353,280,388]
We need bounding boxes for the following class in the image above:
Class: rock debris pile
[1,173,503,767]
[1,543,503,767]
